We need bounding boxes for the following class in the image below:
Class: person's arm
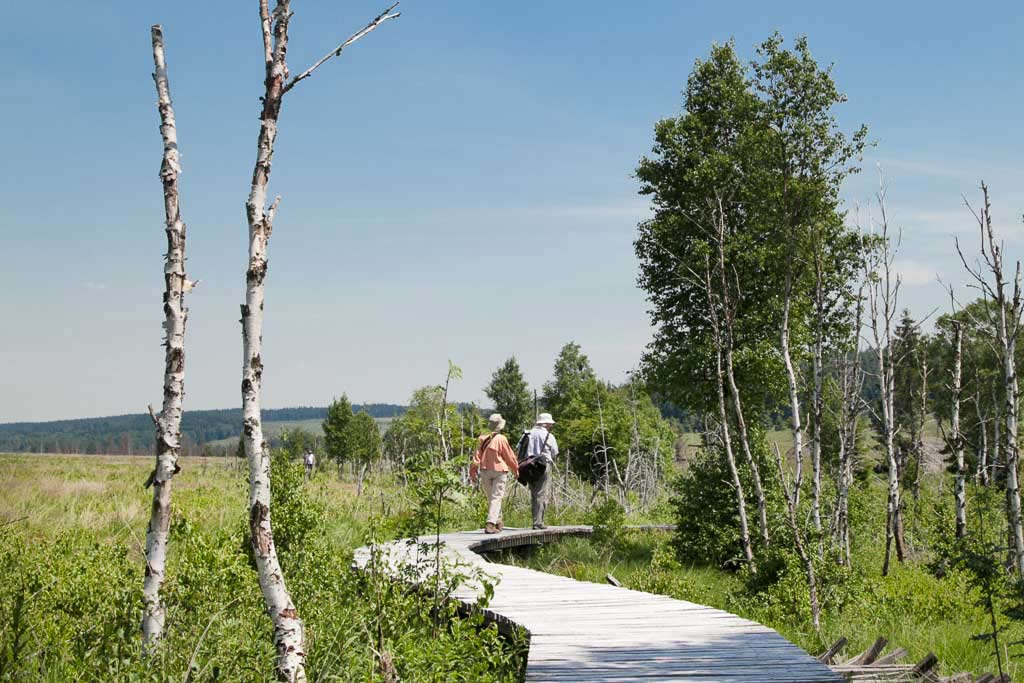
[548,434,559,458]
[499,436,519,475]
[469,438,482,482]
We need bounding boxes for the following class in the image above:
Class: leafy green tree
[542,342,597,419]
[484,357,533,436]
[348,411,382,472]
[322,395,353,474]
[383,380,472,471]
[278,428,315,461]
[538,342,676,486]
[635,35,866,572]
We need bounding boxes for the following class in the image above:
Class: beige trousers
[479,469,508,525]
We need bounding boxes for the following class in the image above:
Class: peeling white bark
[951,323,966,540]
[955,183,1024,574]
[864,188,906,576]
[712,201,769,547]
[835,287,864,566]
[142,24,189,650]
[242,4,306,680]
[704,256,755,572]
[780,269,804,509]
[240,3,400,679]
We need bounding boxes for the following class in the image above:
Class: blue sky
[1,1,1022,422]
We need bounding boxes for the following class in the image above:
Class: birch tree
[955,183,1024,574]
[704,248,756,571]
[751,34,866,545]
[950,320,967,539]
[239,3,400,680]
[142,24,194,649]
[863,186,908,576]
[833,283,864,565]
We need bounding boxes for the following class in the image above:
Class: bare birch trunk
[724,352,769,546]
[240,4,400,678]
[1003,304,1024,573]
[993,393,1001,482]
[976,381,990,485]
[1002,304,1024,574]
[240,4,307,679]
[780,269,804,509]
[810,244,826,538]
[834,286,864,566]
[955,182,1024,574]
[142,24,191,649]
[951,323,967,539]
[712,204,769,546]
[864,185,906,576]
[704,258,755,572]
[912,360,928,500]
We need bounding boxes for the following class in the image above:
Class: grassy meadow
[0,453,524,682]
[0,452,1011,681]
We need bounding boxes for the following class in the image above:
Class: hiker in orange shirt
[469,413,520,534]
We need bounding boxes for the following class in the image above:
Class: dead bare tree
[912,358,928,501]
[974,371,990,485]
[239,3,400,680]
[950,320,967,539]
[142,24,194,649]
[862,182,907,576]
[955,182,1024,574]
[833,282,865,566]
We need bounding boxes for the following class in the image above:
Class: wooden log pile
[818,636,1010,682]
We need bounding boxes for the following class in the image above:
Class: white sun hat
[535,413,556,425]
[488,413,506,431]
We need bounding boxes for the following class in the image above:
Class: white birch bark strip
[242,2,306,680]
[867,189,906,575]
[955,183,1024,572]
[704,256,755,572]
[780,270,804,504]
[142,24,190,649]
[712,199,769,547]
[951,323,966,539]
[241,2,401,679]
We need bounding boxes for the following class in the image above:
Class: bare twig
[282,2,401,95]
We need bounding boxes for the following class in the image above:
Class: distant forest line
[0,350,888,457]
[0,405,406,456]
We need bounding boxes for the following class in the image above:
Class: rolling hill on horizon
[0,404,406,456]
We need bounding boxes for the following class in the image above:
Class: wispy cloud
[84,282,108,291]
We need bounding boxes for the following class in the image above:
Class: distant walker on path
[469,413,519,534]
[303,450,316,480]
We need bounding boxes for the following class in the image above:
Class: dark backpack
[516,430,550,486]
[515,431,530,461]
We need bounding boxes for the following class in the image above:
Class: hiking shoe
[496,520,504,532]
[484,523,498,534]
[532,523,548,530]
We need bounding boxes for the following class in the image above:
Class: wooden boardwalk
[353,525,842,682]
